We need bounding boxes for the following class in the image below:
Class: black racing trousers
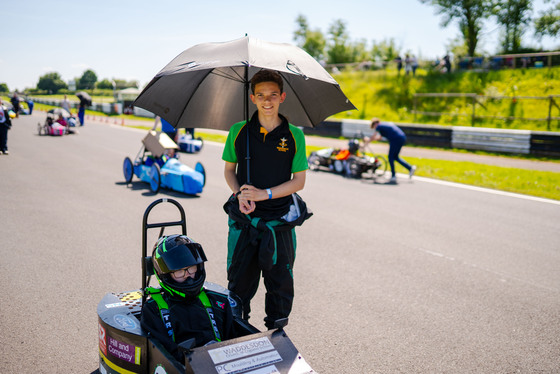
[227,221,296,330]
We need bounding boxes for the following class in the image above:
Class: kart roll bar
[141,198,187,305]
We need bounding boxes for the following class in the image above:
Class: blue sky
[3,0,558,91]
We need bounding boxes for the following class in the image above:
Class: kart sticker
[153,364,168,374]
[243,366,280,374]
[208,337,274,364]
[228,296,237,308]
[104,302,125,308]
[214,351,282,374]
[120,291,142,301]
[98,324,107,356]
[108,336,141,365]
[114,314,137,330]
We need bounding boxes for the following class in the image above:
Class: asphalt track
[1,113,559,373]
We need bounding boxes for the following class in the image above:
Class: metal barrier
[303,119,560,157]
[451,127,531,154]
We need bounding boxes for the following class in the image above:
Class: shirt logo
[277,137,289,152]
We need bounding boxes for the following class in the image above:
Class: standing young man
[222,69,308,329]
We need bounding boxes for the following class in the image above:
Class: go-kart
[97,198,314,374]
[177,133,203,154]
[37,108,79,136]
[123,131,205,195]
[307,137,387,179]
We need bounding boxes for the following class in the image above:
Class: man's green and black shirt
[222,112,307,220]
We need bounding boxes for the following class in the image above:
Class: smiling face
[250,81,286,117]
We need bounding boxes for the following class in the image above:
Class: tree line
[294,0,560,65]
[0,69,139,95]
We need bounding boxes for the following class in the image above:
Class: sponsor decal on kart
[228,296,237,308]
[108,336,141,365]
[153,364,168,374]
[113,314,137,330]
[98,324,107,356]
[104,302,125,308]
[214,351,282,374]
[208,337,274,364]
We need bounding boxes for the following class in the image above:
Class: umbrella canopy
[47,108,71,118]
[76,91,92,106]
[133,36,356,130]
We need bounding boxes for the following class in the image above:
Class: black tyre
[373,155,388,177]
[333,159,345,174]
[149,163,161,194]
[123,157,134,183]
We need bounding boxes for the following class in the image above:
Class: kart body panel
[134,158,204,195]
[177,135,203,154]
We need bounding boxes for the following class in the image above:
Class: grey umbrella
[133,36,356,130]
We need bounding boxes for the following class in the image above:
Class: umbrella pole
[244,64,251,185]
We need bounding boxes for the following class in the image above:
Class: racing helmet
[348,139,360,154]
[152,234,207,299]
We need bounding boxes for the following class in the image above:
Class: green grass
[333,67,560,131]
[395,157,560,201]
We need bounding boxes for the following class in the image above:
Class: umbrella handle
[244,66,251,185]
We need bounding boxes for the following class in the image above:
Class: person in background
[363,118,416,184]
[78,98,86,126]
[0,99,12,155]
[61,95,71,114]
[10,93,20,118]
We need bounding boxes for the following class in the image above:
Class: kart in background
[123,131,205,195]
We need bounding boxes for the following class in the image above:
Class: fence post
[471,95,476,126]
[413,95,417,122]
[548,96,553,131]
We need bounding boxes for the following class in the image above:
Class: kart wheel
[346,158,362,178]
[149,163,161,194]
[123,157,134,183]
[195,162,206,187]
[37,123,42,135]
[373,155,388,177]
[197,137,204,151]
[333,159,345,174]
[307,153,320,171]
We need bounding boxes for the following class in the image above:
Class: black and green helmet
[152,234,207,299]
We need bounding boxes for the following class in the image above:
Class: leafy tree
[534,0,560,39]
[113,79,139,89]
[326,19,354,64]
[493,0,533,53]
[371,38,401,65]
[293,14,326,60]
[420,0,494,56]
[0,83,8,93]
[77,69,97,90]
[96,79,114,89]
[37,72,68,93]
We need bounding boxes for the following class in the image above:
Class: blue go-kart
[123,131,205,195]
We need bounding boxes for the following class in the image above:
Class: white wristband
[266,188,272,200]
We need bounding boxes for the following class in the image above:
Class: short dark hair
[250,70,284,94]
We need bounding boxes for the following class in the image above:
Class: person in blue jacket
[365,118,416,183]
